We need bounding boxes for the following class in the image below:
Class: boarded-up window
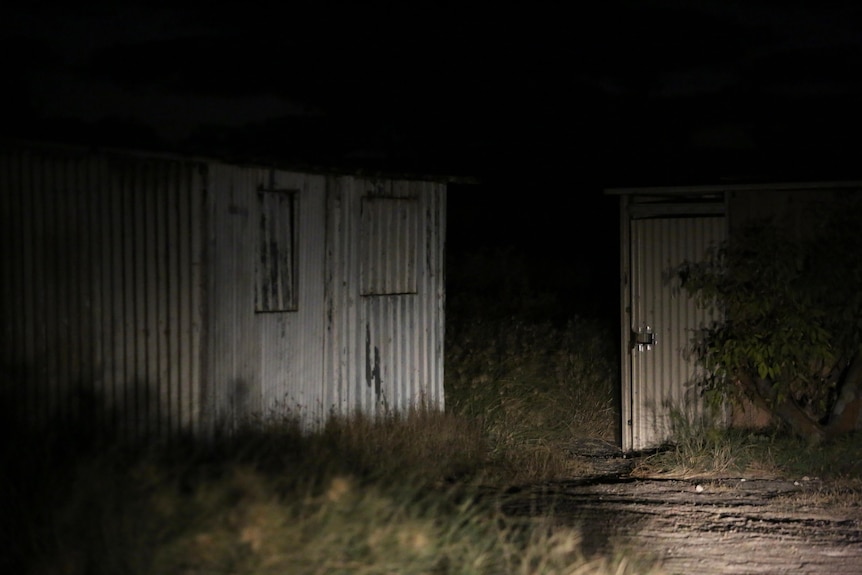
[256,189,298,312]
[361,197,418,295]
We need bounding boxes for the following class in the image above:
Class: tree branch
[736,372,826,443]
[826,348,862,437]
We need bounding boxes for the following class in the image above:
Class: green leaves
[675,194,862,428]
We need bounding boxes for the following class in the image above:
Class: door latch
[632,324,656,352]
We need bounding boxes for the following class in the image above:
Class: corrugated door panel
[629,216,726,451]
[205,166,328,433]
[258,170,327,428]
[324,177,445,420]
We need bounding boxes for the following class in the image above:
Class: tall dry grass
[445,314,619,484]
[0,402,661,575]
[0,245,641,575]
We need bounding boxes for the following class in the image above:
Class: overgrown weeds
[0,404,661,575]
[631,407,767,478]
[633,406,862,491]
[445,314,619,484]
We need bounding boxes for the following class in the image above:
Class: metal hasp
[633,324,656,352]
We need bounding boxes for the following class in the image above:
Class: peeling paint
[365,322,382,398]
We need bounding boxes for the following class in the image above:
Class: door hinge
[632,324,656,351]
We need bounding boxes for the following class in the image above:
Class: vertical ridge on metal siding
[419,180,444,409]
[321,179,341,415]
[188,163,205,433]
[0,144,205,440]
[163,162,178,435]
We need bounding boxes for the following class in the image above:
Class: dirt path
[497,475,862,574]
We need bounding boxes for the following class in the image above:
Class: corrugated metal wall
[626,216,726,451]
[205,168,446,432]
[205,165,328,431]
[324,177,446,418]
[1,140,448,439]
[0,143,206,440]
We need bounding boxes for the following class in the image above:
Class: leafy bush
[675,193,862,441]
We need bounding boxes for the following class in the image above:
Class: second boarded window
[360,196,418,296]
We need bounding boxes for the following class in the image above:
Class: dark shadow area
[445,178,624,445]
[446,178,620,328]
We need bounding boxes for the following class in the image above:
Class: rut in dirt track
[496,475,862,575]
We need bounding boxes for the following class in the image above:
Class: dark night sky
[3,0,862,319]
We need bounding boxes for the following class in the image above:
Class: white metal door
[624,216,726,452]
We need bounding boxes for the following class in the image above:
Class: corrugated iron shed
[0,139,447,441]
[608,183,862,451]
